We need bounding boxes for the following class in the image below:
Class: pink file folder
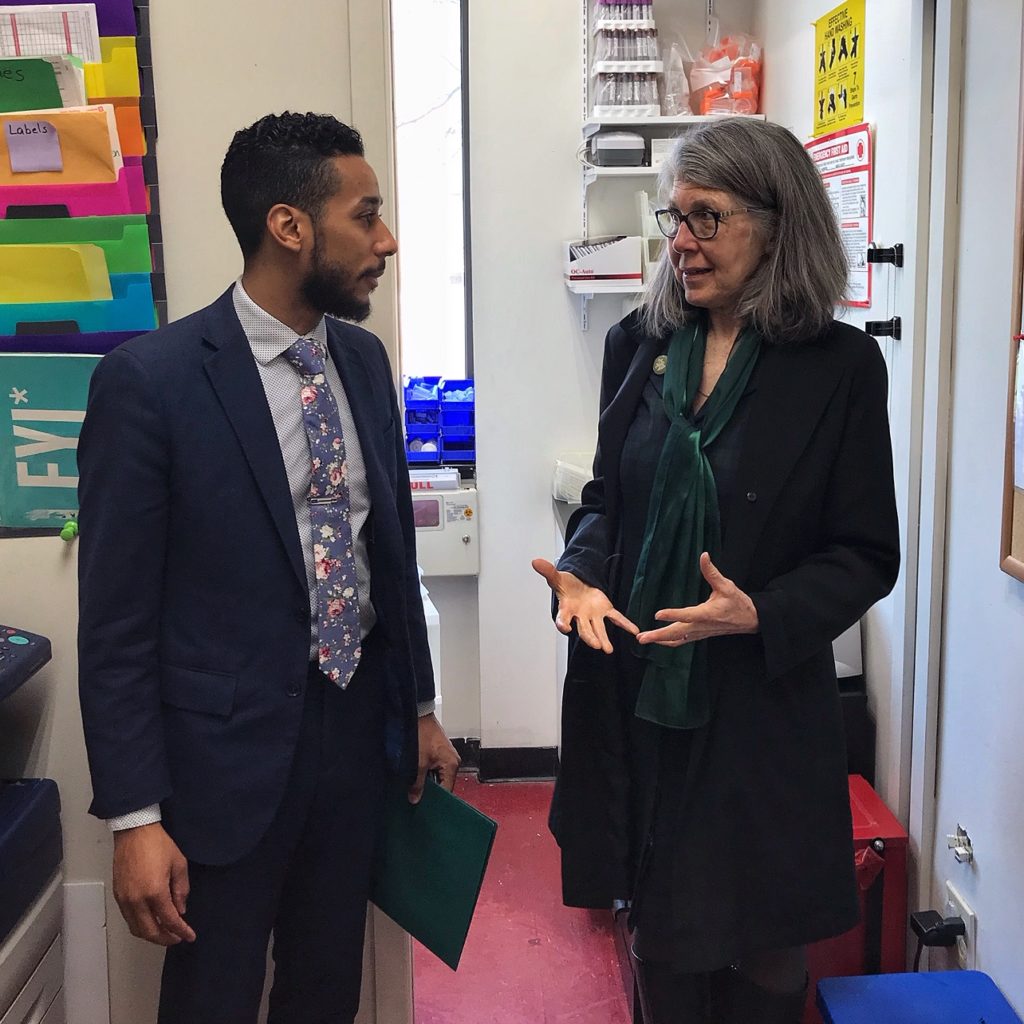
[0,160,147,218]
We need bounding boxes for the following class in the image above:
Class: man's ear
[265,204,308,255]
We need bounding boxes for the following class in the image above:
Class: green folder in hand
[370,778,497,970]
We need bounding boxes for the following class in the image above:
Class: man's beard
[300,229,372,323]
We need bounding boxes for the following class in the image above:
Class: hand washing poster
[814,0,864,138]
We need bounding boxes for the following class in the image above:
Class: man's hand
[637,553,759,647]
[112,823,196,946]
[532,558,638,653]
[408,713,460,805]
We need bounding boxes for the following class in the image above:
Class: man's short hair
[220,112,365,259]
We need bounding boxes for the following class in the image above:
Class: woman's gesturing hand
[532,558,639,654]
[636,553,759,647]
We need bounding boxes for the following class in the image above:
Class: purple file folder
[0,331,142,354]
[0,0,137,37]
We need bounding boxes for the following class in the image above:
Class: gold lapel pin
[653,355,668,375]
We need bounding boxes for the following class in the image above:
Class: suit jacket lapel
[719,339,844,585]
[201,289,307,592]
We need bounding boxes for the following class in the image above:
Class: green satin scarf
[627,319,762,729]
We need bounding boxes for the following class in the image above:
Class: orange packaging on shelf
[690,33,763,115]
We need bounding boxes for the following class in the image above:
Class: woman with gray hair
[534,117,900,1022]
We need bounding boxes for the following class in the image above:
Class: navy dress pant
[158,636,388,1024]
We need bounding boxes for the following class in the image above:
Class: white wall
[928,0,1024,1007]
[470,0,598,750]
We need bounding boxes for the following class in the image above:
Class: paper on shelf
[0,4,101,63]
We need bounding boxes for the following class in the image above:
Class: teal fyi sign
[0,353,100,528]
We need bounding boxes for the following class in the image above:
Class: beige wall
[0,3,398,1022]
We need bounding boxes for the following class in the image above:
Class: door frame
[906,0,965,913]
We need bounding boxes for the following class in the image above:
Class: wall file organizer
[0,0,162,531]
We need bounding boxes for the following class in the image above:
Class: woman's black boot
[717,968,808,1024]
[631,946,710,1023]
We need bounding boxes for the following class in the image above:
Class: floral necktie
[284,338,361,687]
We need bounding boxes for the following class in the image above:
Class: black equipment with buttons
[0,625,52,703]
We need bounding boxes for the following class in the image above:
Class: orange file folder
[0,104,121,186]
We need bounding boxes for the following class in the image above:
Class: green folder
[371,779,497,970]
[0,216,151,275]
[0,59,62,113]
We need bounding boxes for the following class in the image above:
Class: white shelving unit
[567,2,768,329]
[566,279,646,297]
[584,112,765,138]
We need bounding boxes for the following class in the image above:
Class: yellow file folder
[0,244,112,302]
[84,37,140,100]
[0,104,122,186]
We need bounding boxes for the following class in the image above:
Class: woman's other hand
[532,558,638,654]
[637,553,759,647]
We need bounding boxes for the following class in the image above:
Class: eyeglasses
[653,206,768,240]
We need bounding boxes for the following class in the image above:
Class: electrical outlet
[945,881,977,969]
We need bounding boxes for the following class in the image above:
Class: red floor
[413,776,632,1024]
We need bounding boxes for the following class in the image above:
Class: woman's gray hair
[639,117,848,344]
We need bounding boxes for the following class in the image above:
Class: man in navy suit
[78,112,459,1023]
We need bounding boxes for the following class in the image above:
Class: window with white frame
[391,0,470,380]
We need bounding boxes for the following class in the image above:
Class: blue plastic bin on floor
[818,972,1022,1024]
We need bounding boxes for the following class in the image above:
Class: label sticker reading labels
[5,119,62,173]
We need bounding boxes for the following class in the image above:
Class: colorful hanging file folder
[0,0,136,39]
[0,158,146,216]
[0,273,155,334]
[370,779,497,970]
[1,104,121,185]
[0,329,140,354]
[0,215,151,273]
[0,58,63,113]
[0,243,112,302]
[84,37,140,100]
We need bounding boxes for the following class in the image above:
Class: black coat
[550,314,900,961]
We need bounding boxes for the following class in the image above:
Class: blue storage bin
[440,407,474,428]
[440,377,474,430]
[440,427,476,464]
[406,407,440,427]
[405,422,441,464]
[404,376,442,413]
[440,378,474,403]
[407,446,441,465]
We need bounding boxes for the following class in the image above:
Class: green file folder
[0,59,63,113]
[0,215,151,274]
[370,779,497,970]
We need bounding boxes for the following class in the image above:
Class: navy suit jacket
[77,288,433,865]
